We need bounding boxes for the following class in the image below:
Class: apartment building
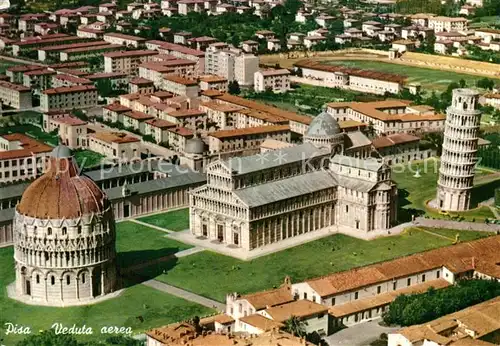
[205,44,259,86]
[103,102,132,123]
[202,92,311,135]
[88,131,140,161]
[76,27,104,39]
[199,75,228,92]
[162,75,199,98]
[138,60,197,87]
[51,73,92,88]
[484,93,500,109]
[207,125,291,154]
[129,77,155,94]
[428,16,468,33]
[0,81,32,109]
[165,126,194,152]
[22,69,56,94]
[146,40,205,73]
[103,50,159,75]
[40,85,98,112]
[327,100,445,135]
[144,118,176,143]
[0,134,52,184]
[254,69,291,93]
[60,44,124,62]
[103,32,146,48]
[49,115,88,149]
[122,110,154,132]
[160,109,206,128]
[12,35,87,56]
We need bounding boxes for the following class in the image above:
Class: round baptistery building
[12,145,117,306]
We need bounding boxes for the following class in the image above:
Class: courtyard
[0,222,213,345]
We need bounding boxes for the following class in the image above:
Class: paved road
[129,219,174,233]
[143,279,226,312]
[324,318,399,346]
[414,217,500,232]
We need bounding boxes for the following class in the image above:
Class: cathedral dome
[17,145,107,220]
[305,109,341,138]
[185,137,205,155]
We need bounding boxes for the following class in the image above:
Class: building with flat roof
[40,85,98,112]
[103,32,147,48]
[88,131,140,161]
[104,49,159,75]
[254,69,291,93]
[0,134,52,184]
[205,44,259,86]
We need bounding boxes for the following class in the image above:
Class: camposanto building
[189,110,398,251]
[11,145,117,306]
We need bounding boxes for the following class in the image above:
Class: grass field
[116,221,192,268]
[0,222,212,345]
[137,208,190,232]
[324,60,500,93]
[392,159,499,222]
[155,227,492,302]
[73,149,105,170]
[470,16,500,28]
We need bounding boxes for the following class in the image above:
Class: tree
[476,77,495,90]
[228,80,241,95]
[459,79,467,88]
[17,330,79,346]
[96,79,114,98]
[283,316,307,337]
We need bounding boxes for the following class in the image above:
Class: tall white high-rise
[436,88,482,211]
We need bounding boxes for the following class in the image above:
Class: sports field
[324,60,500,93]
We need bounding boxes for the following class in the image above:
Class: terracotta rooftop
[0,133,53,160]
[306,235,500,298]
[265,299,328,322]
[103,49,158,58]
[104,32,147,41]
[209,125,290,139]
[90,131,139,144]
[214,93,312,125]
[53,74,93,85]
[0,80,31,92]
[329,279,450,318]
[130,77,154,85]
[123,110,154,121]
[53,115,87,126]
[200,101,243,112]
[167,126,193,137]
[104,103,131,112]
[241,284,294,310]
[259,68,291,77]
[372,133,420,149]
[168,109,205,118]
[43,85,96,95]
[163,74,198,86]
[63,44,122,54]
[295,60,407,84]
[239,314,284,331]
[145,118,176,128]
[199,75,228,83]
[17,146,107,219]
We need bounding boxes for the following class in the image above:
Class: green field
[324,60,500,93]
[73,149,105,170]
[393,159,499,222]
[470,16,500,28]
[155,227,492,302]
[0,222,212,345]
[116,221,192,268]
[137,208,190,232]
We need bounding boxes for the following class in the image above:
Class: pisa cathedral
[189,110,398,251]
[11,145,117,306]
[436,89,482,211]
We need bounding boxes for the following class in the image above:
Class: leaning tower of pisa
[435,88,482,211]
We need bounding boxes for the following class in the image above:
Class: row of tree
[383,279,500,326]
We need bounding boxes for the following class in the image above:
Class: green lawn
[393,159,499,222]
[470,16,500,28]
[116,221,192,268]
[73,149,105,170]
[156,228,492,302]
[0,222,211,345]
[324,60,500,93]
[137,208,190,232]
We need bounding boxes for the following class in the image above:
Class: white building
[103,32,146,48]
[0,81,32,109]
[428,16,468,33]
[40,85,98,112]
[254,69,290,93]
[205,44,259,86]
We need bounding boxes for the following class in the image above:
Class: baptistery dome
[304,108,344,153]
[12,145,117,306]
[17,145,107,220]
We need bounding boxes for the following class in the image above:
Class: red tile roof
[0,133,52,160]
